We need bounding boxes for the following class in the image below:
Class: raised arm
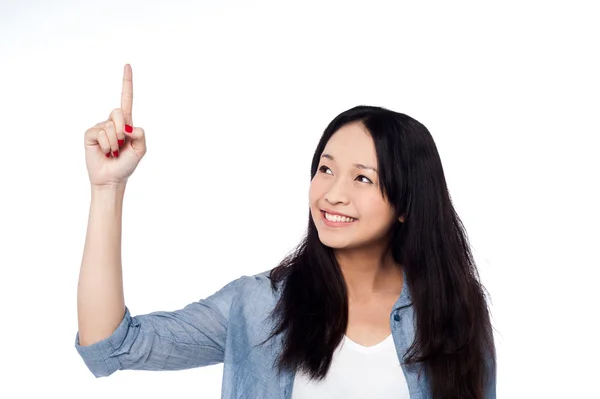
[75,64,248,378]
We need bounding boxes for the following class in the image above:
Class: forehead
[322,122,376,163]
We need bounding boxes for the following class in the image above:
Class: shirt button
[394,314,400,321]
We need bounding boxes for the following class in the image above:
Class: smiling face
[309,121,401,250]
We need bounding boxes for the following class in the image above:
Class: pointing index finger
[121,64,133,126]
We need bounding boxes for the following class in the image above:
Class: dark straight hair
[264,105,496,399]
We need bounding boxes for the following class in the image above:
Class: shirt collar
[393,267,413,310]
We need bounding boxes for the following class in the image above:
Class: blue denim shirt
[75,268,496,398]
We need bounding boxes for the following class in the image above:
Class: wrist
[91,183,127,197]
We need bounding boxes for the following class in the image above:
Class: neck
[335,245,403,302]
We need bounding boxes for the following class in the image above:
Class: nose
[324,178,350,205]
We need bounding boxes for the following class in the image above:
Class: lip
[320,209,358,227]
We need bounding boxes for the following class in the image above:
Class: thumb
[125,125,147,154]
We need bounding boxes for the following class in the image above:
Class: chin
[316,231,356,249]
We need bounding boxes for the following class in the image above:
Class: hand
[84,64,147,187]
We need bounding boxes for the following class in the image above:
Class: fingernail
[113,150,119,157]
[106,152,110,158]
[118,139,124,147]
[124,124,133,133]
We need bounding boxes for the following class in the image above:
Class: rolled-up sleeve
[75,276,246,378]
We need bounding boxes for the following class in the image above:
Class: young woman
[76,64,496,399]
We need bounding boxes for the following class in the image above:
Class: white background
[1,0,598,397]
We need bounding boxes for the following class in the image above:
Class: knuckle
[88,122,102,135]
[104,119,115,131]
[110,108,123,119]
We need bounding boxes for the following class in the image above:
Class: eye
[318,165,333,175]
[356,175,373,184]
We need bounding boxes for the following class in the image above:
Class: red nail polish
[113,150,119,157]
[106,152,110,158]
[118,139,124,147]
[124,124,133,133]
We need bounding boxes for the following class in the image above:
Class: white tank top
[291,334,410,398]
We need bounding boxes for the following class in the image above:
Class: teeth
[325,212,355,223]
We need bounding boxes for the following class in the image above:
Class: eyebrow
[321,153,378,174]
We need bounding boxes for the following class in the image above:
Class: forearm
[77,184,126,346]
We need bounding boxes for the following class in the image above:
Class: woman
[76,64,496,399]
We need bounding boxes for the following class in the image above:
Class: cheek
[357,196,395,223]
[308,177,327,203]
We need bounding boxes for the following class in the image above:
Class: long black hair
[265,105,496,399]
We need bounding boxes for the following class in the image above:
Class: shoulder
[235,268,288,310]
[234,268,284,297]
[250,268,275,283]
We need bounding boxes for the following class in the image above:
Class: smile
[320,210,357,227]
